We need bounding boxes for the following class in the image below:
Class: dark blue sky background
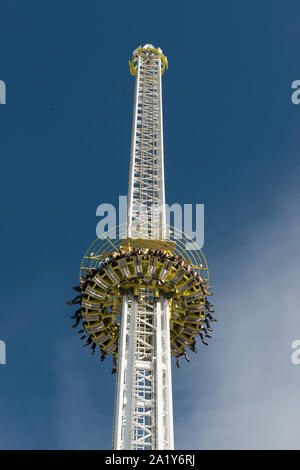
[1,0,300,449]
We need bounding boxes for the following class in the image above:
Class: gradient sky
[0,0,300,449]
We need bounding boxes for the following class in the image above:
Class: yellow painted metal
[80,223,209,285]
[129,46,168,76]
[78,224,211,358]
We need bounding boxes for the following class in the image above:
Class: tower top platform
[129,43,168,76]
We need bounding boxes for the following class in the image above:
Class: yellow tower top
[129,43,168,76]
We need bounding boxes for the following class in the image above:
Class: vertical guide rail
[161,297,174,448]
[112,295,128,448]
[158,60,167,239]
[127,57,140,238]
[155,299,164,449]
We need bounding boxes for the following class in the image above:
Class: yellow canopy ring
[129,46,168,76]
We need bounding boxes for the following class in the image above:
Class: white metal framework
[113,45,174,450]
[127,45,167,240]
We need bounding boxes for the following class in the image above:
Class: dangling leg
[199,331,208,346]
[91,343,96,355]
[207,312,218,322]
[183,349,190,363]
[84,336,92,347]
[205,316,214,331]
[100,351,106,362]
[72,318,81,328]
[66,294,82,305]
[71,312,81,319]
[202,327,212,339]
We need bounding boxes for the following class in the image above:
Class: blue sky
[0,0,300,449]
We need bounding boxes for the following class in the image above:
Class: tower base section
[112,291,174,450]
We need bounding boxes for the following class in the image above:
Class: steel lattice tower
[70,44,215,453]
[113,44,173,450]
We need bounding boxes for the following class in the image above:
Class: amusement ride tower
[68,44,216,451]
[113,44,172,450]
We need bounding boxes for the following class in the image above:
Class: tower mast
[69,43,216,453]
[113,44,173,450]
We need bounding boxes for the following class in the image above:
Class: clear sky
[0,0,300,449]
